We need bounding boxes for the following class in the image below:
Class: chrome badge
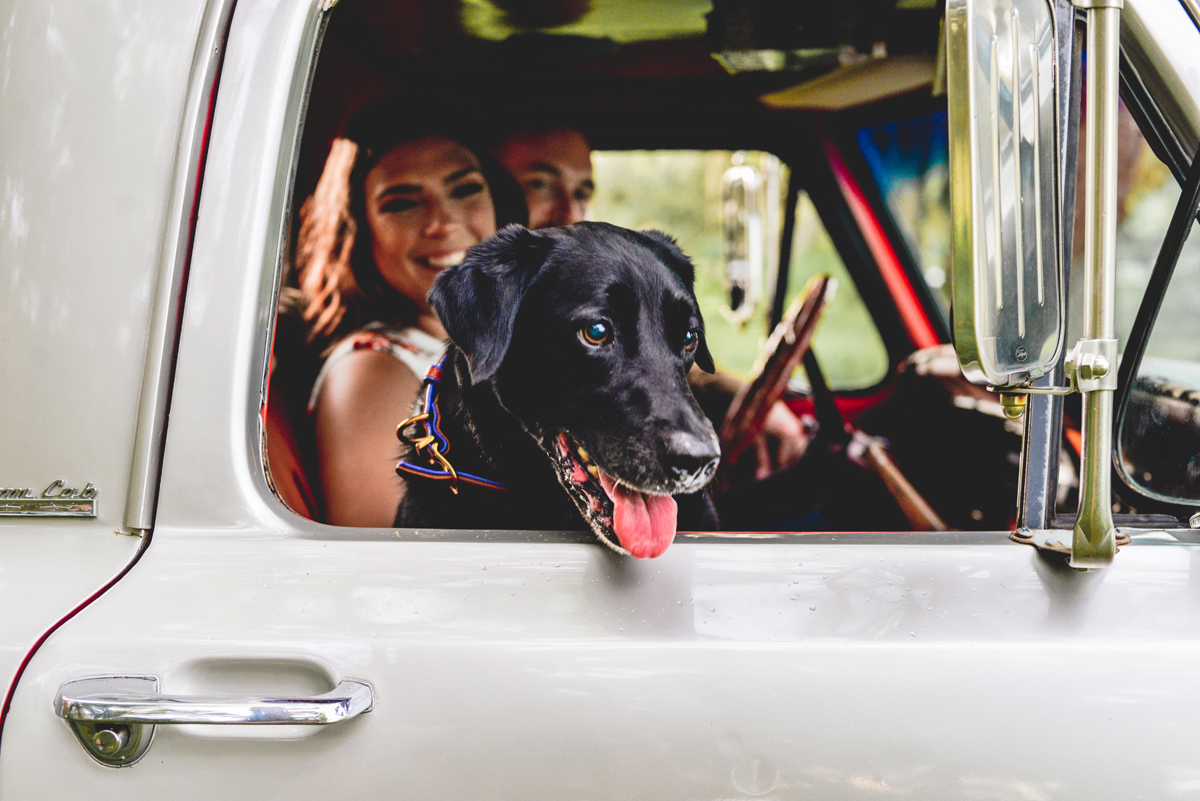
[0,481,97,517]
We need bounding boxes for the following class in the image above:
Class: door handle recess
[55,675,373,767]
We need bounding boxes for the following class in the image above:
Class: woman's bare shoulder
[314,346,422,421]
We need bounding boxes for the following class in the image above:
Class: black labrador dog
[394,222,720,557]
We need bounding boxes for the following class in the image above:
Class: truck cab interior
[262,0,1188,534]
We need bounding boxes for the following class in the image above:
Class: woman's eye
[451,181,485,200]
[683,329,699,352]
[379,198,419,213]
[580,321,612,346]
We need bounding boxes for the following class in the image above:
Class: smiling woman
[362,138,496,335]
[293,103,527,526]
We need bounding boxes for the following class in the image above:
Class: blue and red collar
[395,356,509,494]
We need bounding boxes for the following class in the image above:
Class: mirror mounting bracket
[1011,526,1131,554]
[1070,338,1117,391]
[991,338,1116,422]
[995,337,1118,411]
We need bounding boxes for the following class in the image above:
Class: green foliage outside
[591,150,888,389]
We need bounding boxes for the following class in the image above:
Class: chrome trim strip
[1032,43,1044,306]
[0,499,96,518]
[1012,10,1027,336]
[989,32,1004,314]
[1181,0,1200,30]
[57,677,373,725]
[124,0,238,533]
[252,3,328,503]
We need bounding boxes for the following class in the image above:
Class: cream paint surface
[11,533,1200,798]
[0,0,205,713]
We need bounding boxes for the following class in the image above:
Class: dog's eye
[580,321,612,346]
[683,329,700,352]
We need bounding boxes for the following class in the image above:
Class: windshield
[591,149,890,391]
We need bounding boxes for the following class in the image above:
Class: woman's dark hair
[295,99,527,350]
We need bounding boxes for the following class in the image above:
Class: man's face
[494,128,594,229]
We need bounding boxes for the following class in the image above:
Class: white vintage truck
[4,0,1200,797]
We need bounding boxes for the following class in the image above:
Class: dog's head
[430,222,720,558]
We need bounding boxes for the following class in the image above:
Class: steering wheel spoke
[717,276,834,481]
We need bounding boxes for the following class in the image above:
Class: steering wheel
[717,276,833,482]
[716,275,947,530]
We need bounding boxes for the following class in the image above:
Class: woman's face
[362,135,496,314]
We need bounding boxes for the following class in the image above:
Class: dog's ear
[428,224,552,383]
[691,332,716,373]
[638,229,716,374]
[687,326,716,373]
[638,229,694,284]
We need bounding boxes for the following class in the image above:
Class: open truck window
[261,0,1017,533]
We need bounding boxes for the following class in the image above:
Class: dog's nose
[664,431,720,486]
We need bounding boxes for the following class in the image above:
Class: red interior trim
[1064,427,1083,458]
[824,140,941,351]
[786,380,897,427]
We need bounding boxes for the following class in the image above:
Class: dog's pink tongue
[598,472,677,558]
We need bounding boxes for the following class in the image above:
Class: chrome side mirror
[947,0,1064,388]
[950,0,1126,568]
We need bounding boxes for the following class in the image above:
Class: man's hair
[484,101,591,155]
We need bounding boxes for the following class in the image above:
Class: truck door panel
[7,1,1200,798]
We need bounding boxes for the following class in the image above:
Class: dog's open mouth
[550,431,678,558]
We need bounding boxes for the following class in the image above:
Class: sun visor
[758,54,936,110]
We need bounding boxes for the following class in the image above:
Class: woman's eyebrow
[443,165,481,184]
[377,183,421,198]
[376,166,482,199]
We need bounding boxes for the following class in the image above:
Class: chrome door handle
[57,676,373,724]
[55,676,373,767]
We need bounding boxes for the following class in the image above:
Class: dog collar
[395,356,509,494]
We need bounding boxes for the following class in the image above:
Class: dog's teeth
[577,447,590,463]
[587,464,599,477]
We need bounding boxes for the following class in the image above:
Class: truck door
[8,1,1200,799]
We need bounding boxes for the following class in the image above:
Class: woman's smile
[417,250,468,270]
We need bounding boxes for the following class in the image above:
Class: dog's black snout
[664,431,721,485]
